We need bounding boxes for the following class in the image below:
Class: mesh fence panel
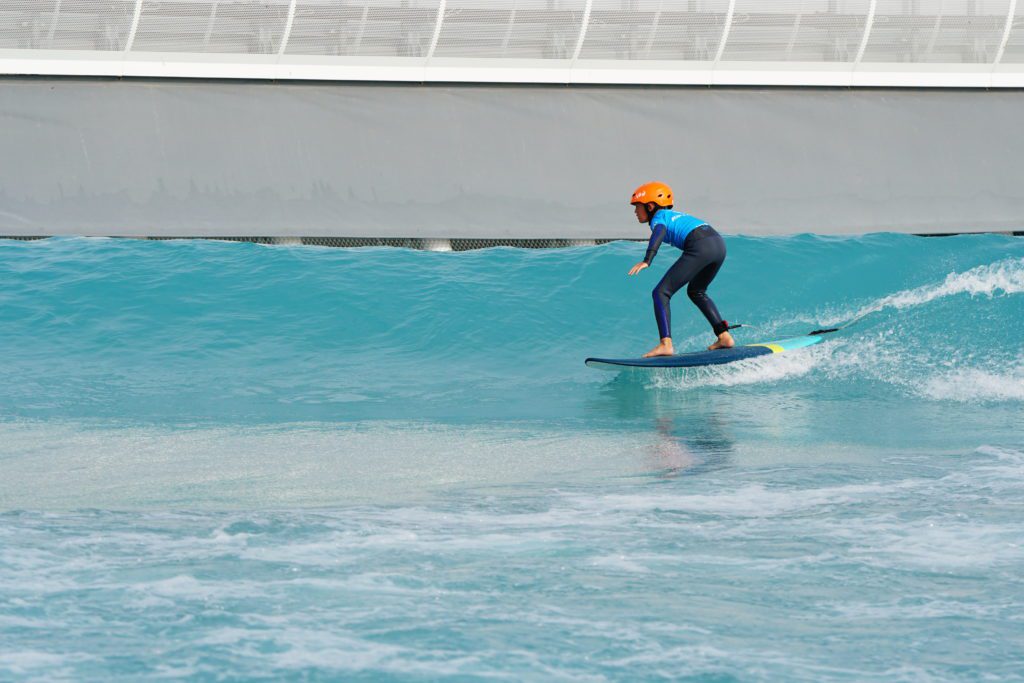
[0,0,136,51]
[286,0,438,57]
[1,0,1019,66]
[1002,3,1024,63]
[580,0,730,61]
[434,0,586,59]
[133,0,292,54]
[0,1,51,50]
[720,0,871,62]
[861,0,1012,64]
[285,0,371,56]
[90,236,625,249]
[4,234,1021,244]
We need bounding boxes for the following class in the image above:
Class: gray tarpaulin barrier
[0,78,1022,238]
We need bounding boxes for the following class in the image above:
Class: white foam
[976,444,1024,462]
[0,651,72,673]
[0,615,52,629]
[821,336,1024,403]
[920,365,1024,402]
[847,521,1024,570]
[602,643,730,669]
[834,257,1024,325]
[589,553,651,574]
[136,574,267,601]
[571,481,903,518]
[647,326,1012,402]
[956,445,1024,491]
[649,343,826,389]
[260,627,478,675]
[833,598,1003,621]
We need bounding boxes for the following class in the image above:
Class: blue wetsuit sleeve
[644,226,667,265]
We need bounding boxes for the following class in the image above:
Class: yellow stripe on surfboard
[749,343,785,353]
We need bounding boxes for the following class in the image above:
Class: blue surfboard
[585,331,832,371]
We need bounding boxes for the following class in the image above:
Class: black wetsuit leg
[652,227,728,339]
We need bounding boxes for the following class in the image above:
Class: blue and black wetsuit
[643,209,729,339]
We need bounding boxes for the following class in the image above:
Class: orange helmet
[630,182,673,208]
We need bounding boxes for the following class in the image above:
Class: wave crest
[851,257,1024,321]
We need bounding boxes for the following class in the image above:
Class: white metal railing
[0,0,1021,86]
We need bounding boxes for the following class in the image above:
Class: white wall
[1,78,1022,238]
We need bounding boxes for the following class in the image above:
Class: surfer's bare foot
[708,331,735,351]
[643,339,674,358]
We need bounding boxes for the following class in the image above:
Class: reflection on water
[585,372,735,477]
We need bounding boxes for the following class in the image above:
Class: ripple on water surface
[0,234,1021,680]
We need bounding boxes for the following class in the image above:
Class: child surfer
[627,182,735,358]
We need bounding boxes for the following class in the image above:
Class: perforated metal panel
[299,237,619,250]
[434,0,586,59]
[2,0,1023,84]
[139,236,622,249]
[580,0,731,61]
[286,0,439,57]
[133,0,291,54]
[0,0,136,50]
[284,0,368,56]
[721,0,871,62]
[0,1,50,49]
[1000,3,1024,63]
[862,0,1012,63]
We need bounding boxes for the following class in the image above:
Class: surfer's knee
[687,285,706,303]
[653,285,671,302]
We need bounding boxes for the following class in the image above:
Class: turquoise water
[0,234,1022,680]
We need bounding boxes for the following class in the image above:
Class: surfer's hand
[628,262,649,276]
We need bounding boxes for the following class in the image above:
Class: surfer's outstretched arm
[628,225,667,275]
[643,225,667,265]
